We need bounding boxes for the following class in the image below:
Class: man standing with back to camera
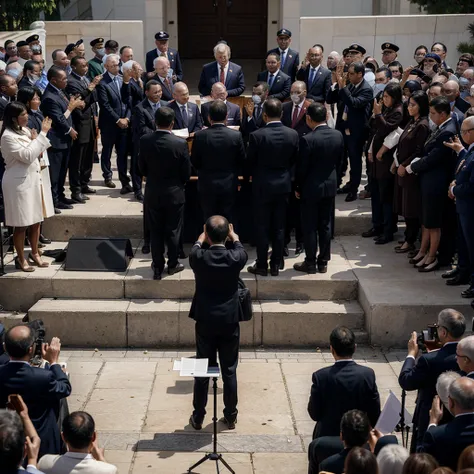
[188,216,248,430]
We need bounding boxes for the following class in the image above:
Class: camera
[22,315,46,367]
[416,324,441,352]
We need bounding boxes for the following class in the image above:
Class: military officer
[88,38,106,79]
[145,31,183,81]
[381,42,399,66]
[267,28,300,82]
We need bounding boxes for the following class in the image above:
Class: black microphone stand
[395,389,411,448]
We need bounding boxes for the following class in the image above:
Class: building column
[280,0,301,52]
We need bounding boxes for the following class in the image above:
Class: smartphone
[8,394,22,413]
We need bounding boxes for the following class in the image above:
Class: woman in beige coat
[1,102,52,271]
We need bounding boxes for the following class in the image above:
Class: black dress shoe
[120,185,133,195]
[337,184,351,195]
[168,262,184,275]
[442,267,459,279]
[135,193,144,203]
[362,228,382,238]
[153,270,162,280]
[39,234,51,245]
[219,416,236,430]
[270,264,279,276]
[81,186,97,194]
[56,202,73,210]
[446,275,471,286]
[54,208,62,215]
[318,264,328,273]
[279,259,285,270]
[462,287,474,299]
[345,192,357,202]
[189,415,203,431]
[179,249,188,259]
[60,197,76,205]
[295,243,304,255]
[375,236,393,245]
[104,179,116,189]
[283,246,289,257]
[71,193,87,204]
[142,243,150,254]
[247,263,268,276]
[293,261,317,274]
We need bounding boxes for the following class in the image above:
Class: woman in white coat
[1,101,52,271]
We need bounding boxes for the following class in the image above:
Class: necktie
[292,105,299,127]
[160,51,166,57]
[268,74,275,89]
[281,50,286,69]
[164,77,172,91]
[113,76,120,95]
[220,67,225,85]
[81,76,89,88]
[309,68,315,88]
[254,105,262,121]
[59,90,69,105]
[181,105,188,128]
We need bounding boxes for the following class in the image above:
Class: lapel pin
[170,52,173,56]
[230,69,233,73]
[289,55,292,58]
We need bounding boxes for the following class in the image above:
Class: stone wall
[300,14,474,66]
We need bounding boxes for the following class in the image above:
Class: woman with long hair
[1,101,52,271]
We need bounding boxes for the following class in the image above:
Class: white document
[375,391,413,434]
[172,128,189,139]
[179,357,208,377]
[227,125,240,131]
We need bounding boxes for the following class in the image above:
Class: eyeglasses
[461,128,474,135]
[456,352,470,361]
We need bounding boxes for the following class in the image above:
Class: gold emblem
[229,69,233,73]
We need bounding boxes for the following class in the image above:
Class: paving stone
[66,361,104,375]
[97,431,141,450]
[104,450,133,474]
[96,361,157,390]
[253,453,308,473]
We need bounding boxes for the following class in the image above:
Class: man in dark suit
[40,66,82,212]
[0,326,71,459]
[66,56,101,204]
[257,52,291,102]
[133,80,167,251]
[191,100,245,222]
[139,107,191,280]
[97,54,132,193]
[246,98,299,276]
[422,376,474,469]
[168,82,203,134]
[456,336,474,378]
[198,43,245,97]
[294,102,344,274]
[121,62,144,109]
[145,31,183,81]
[18,60,41,90]
[281,80,311,257]
[240,82,269,144]
[200,82,241,128]
[188,216,248,430]
[145,56,174,101]
[327,61,373,202]
[296,45,332,104]
[267,28,299,82]
[307,326,381,466]
[399,308,465,451]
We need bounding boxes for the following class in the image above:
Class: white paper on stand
[172,128,189,139]
[375,391,413,434]
[179,358,209,377]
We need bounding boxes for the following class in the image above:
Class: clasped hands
[197,223,239,245]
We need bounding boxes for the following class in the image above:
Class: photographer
[188,216,248,431]
[0,326,71,459]
[398,308,465,452]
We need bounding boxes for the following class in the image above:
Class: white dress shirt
[217,62,230,84]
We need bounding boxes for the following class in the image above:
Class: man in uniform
[145,31,183,81]
[347,43,366,64]
[381,42,399,66]
[267,28,299,82]
[88,38,106,79]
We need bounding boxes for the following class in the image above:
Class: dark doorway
[178,0,268,59]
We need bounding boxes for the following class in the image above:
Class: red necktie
[220,67,225,84]
[291,105,300,128]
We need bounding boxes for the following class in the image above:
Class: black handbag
[238,277,253,321]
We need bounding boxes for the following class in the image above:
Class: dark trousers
[146,201,183,272]
[100,127,130,186]
[193,321,239,423]
[69,133,94,195]
[285,183,303,246]
[143,200,150,245]
[439,198,457,266]
[131,145,143,196]
[308,436,344,474]
[405,217,420,245]
[48,147,71,206]
[371,177,397,239]
[254,194,288,268]
[346,132,366,192]
[459,212,474,285]
[336,128,348,188]
[200,191,236,223]
[301,197,333,266]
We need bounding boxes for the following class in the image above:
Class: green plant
[409,0,474,14]
[458,22,474,54]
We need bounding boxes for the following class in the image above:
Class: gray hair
[105,54,120,65]
[328,51,341,61]
[376,444,409,474]
[438,308,466,338]
[214,43,231,58]
[153,56,170,68]
[449,376,474,410]
[436,371,461,407]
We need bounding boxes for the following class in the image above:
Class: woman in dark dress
[400,80,422,129]
[366,82,404,244]
[393,91,430,253]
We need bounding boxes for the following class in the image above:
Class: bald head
[442,80,460,103]
[327,51,340,70]
[4,325,34,359]
[172,81,189,105]
[211,82,228,100]
[205,215,229,244]
[449,377,474,414]
[461,116,474,146]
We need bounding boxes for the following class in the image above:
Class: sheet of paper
[180,357,208,376]
[172,128,189,139]
[375,391,413,434]
[227,125,240,131]
[172,360,182,371]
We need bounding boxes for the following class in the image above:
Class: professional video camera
[417,324,442,353]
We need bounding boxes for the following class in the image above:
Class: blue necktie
[181,105,188,128]
[309,68,315,88]
[268,74,275,89]
[281,50,286,69]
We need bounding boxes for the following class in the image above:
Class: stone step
[26,298,366,348]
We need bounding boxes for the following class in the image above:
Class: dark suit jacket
[189,241,248,325]
[296,66,332,103]
[18,76,35,90]
[65,72,98,144]
[139,130,191,207]
[326,80,373,134]
[399,343,459,443]
[241,104,265,143]
[422,413,474,470]
[267,47,299,82]
[132,98,167,141]
[27,110,44,133]
[281,100,311,137]
[97,73,131,133]
[40,84,73,150]
[256,69,291,101]
[296,125,344,201]
[247,122,299,200]
[191,124,245,195]
[201,100,241,128]
[453,147,474,216]
[145,48,183,81]
[308,360,381,438]
[0,94,10,120]
[168,100,203,134]
[144,74,174,101]
[0,361,71,458]
[198,61,245,97]
[120,78,144,109]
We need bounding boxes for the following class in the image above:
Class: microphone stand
[395,389,410,448]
